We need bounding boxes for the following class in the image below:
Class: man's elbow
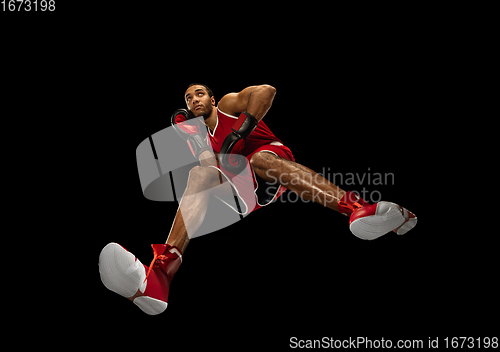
[261,84,276,95]
[258,84,277,99]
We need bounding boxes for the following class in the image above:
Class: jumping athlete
[99,83,417,315]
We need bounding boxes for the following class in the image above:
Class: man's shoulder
[217,92,240,117]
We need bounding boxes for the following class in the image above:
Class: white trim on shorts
[208,145,285,215]
[208,165,250,215]
[252,150,284,207]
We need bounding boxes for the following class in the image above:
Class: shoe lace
[143,253,167,284]
[339,201,363,212]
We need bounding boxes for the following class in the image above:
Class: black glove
[219,111,258,173]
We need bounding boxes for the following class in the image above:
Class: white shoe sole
[395,206,418,235]
[350,202,417,240]
[99,243,167,315]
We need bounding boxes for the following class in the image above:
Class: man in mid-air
[99,83,417,315]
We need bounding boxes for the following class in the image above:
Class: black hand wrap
[171,108,211,159]
[219,111,258,173]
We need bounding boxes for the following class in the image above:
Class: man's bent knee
[250,152,280,181]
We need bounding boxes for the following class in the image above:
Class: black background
[88,47,493,349]
[2,4,494,350]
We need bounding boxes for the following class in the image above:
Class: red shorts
[209,142,295,215]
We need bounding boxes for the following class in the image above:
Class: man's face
[184,85,215,118]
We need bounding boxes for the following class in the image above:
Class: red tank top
[207,107,284,156]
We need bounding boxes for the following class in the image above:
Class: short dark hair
[187,83,214,98]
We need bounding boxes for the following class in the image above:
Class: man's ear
[211,96,215,106]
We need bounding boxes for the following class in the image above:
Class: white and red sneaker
[98,242,182,315]
[338,191,417,240]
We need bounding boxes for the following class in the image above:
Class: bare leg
[250,152,346,212]
[165,165,223,253]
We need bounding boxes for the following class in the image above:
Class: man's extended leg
[250,151,417,239]
[166,165,225,253]
[99,164,236,315]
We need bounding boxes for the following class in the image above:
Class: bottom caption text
[289,336,499,349]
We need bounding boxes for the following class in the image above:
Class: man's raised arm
[218,84,276,122]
